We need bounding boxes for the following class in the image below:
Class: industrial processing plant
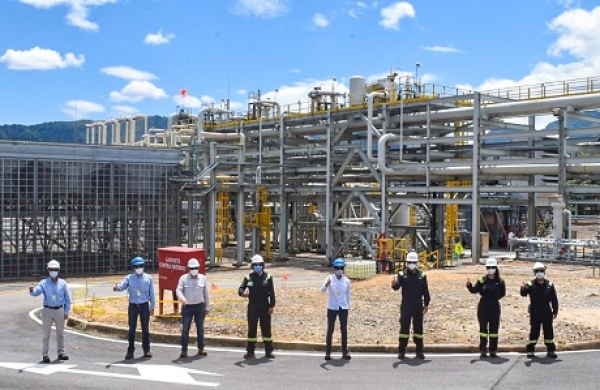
[3,72,600,279]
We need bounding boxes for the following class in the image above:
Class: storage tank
[345,260,377,279]
[349,76,366,106]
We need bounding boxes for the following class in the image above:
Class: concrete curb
[67,316,600,354]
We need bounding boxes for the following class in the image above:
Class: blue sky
[1,0,600,125]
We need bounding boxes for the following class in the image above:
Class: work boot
[198,348,208,356]
[143,350,153,358]
[324,352,331,361]
[342,350,351,360]
[265,343,275,359]
[398,347,406,360]
[42,356,51,363]
[125,350,134,360]
[489,351,498,358]
[180,350,188,358]
[546,351,557,359]
[415,352,426,360]
[527,351,535,358]
[243,352,255,359]
[58,354,69,361]
[480,346,487,358]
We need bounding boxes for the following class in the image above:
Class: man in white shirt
[176,258,210,358]
[320,257,352,361]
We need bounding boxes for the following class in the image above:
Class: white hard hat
[406,252,419,262]
[533,262,546,271]
[251,254,264,264]
[188,258,200,268]
[485,258,498,267]
[47,260,60,269]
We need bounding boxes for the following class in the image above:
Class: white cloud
[423,45,462,53]
[345,1,367,18]
[236,89,248,95]
[286,68,301,74]
[111,105,140,117]
[101,66,157,81]
[145,30,175,45]
[231,0,290,18]
[19,0,117,32]
[0,47,84,70]
[109,81,168,103]
[173,93,203,109]
[555,0,575,8]
[62,99,104,119]
[379,1,415,30]
[259,78,350,108]
[547,7,600,59]
[313,13,329,27]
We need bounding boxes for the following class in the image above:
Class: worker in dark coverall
[391,251,431,359]
[238,254,276,359]
[520,261,559,358]
[466,257,506,358]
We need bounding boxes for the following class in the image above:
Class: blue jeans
[128,302,150,352]
[181,303,206,351]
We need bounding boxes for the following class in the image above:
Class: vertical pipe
[279,113,288,259]
[208,142,217,267]
[471,92,481,265]
[236,141,246,266]
[325,110,332,264]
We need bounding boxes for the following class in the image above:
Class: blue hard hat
[332,258,345,267]
[131,256,145,266]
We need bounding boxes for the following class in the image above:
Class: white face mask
[535,271,545,279]
[190,269,199,276]
[487,268,496,275]
[335,269,343,276]
[135,267,144,275]
[49,271,58,278]
[407,263,417,270]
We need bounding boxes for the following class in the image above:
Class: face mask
[49,271,58,278]
[487,268,496,275]
[535,271,545,280]
[135,268,144,275]
[253,265,263,273]
[407,263,417,270]
[190,269,199,276]
[335,269,343,276]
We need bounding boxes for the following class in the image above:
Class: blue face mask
[253,265,263,273]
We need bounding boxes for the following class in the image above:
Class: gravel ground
[80,258,600,349]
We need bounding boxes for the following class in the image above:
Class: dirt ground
[76,259,600,349]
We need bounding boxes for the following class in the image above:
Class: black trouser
[127,302,150,352]
[325,308,348,353]
[527,311,555,352]
[246,304,272,354]
[478,302,501,352]
[398,305,424,353]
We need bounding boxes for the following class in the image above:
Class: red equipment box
[157,247,206,314]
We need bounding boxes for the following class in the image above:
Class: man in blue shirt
[113,257,156,360]
[29,259,71,363]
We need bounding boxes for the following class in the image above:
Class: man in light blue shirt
[29,259,71,363]
[113,256,156,360]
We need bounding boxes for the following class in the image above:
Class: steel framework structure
[0,142,181,279]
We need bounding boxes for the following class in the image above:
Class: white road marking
[0,362,221,387]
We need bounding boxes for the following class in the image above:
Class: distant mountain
[0,115,168,144]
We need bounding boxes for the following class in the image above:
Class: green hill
[0,115,168,144]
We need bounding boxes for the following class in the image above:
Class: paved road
[1,279,600,389]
